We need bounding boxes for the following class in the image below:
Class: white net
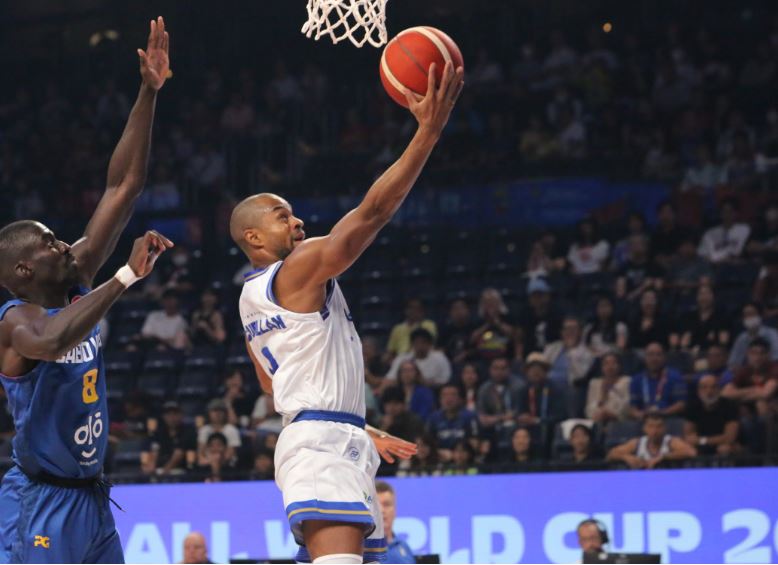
[301,0,388,48]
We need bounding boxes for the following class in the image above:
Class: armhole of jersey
[266,262,283,305]
[320,279,335,321]
[0,300,24,322]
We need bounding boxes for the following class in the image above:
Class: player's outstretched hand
[402,61,464,137]
[127,230,174,278]
[372,433,418,464]
[138,16,171,91]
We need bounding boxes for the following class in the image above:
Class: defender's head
[0,221,79,297]
[229,194,305,263]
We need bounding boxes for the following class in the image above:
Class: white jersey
[635,434,672,460]
[239,261,365,423]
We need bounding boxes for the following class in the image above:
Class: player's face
[27,226,79,287]
[262,201,305,260]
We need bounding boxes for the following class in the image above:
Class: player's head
[0,220,79,297]
[643,413,666,442]
[229,193,305,264]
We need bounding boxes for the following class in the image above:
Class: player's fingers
[437,61,453,101]
[156,17,165,49]
[446,67,464,102]
[426,63,437,99]
[163,31,170,53]
[137,49,147,67]
[402,87,422,108]
[382,451,395,464]
[149,19,156,47]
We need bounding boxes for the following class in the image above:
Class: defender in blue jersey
[0,17,173,564]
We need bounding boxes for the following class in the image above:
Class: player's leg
[84,495,125,564]
[0,469,86,563]
[302,520,363,563]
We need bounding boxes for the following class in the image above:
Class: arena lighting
[602,21,613,33]
[89,29,120,48]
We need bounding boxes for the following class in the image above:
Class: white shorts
[275,416,386,562]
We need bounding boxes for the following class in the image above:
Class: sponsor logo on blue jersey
[243,315,286,342]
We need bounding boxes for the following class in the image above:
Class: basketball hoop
[301,0,388,48]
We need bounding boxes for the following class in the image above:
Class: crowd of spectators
[1,5,778,482]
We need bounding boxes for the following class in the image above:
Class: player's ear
[243,229,263,250]
[14,261,33,280]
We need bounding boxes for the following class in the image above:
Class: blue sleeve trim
[266,262,283,305]
[0,300,25,321]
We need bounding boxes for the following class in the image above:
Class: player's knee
[312,553,362,564]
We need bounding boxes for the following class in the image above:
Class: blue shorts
[0,467,123,563]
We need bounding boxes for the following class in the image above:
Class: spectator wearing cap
[476,357,523,455]
[141,401,197,476]
[380,387,426,442]
[629,342,686,419]
[376,481,415,564]
[607,413,696,469]
[519,278,561,354]
[516,353,567,449]
[684,375,740,456]
[728,303,778,368]
[544,316,594,387]
[136,289,190,352]
[386,298,438,359]
[386,329,451,388]
[198,399,241,465]
[470,288,520,362]
[566,218,610,275]
[585,353,631,424]
[698,199,751,264]
[427,384,482,463]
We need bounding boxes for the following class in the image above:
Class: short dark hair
[162,288,179,300]
[644,413,664,424]
[440,383,461,397]
[570,424,592,438]
[206,432,228,446]
[375,481,394,495]
[382,386,405,405]
[749,337,770,352]
[743,301,762,314]
[410,328,434,344]
[0,220,43,289]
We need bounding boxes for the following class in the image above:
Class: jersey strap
[292,410,366,429]
[0,299,25,321]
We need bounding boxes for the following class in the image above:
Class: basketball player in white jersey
[230,62,464,564]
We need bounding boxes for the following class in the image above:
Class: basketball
[380,26,465,108]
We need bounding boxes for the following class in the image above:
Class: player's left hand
[372,433,418,464]
[138,16,170,91]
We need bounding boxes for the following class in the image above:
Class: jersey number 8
[82,369,99,404]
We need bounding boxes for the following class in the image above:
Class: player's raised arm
[1,231,172,363]
[278,63,464,295]
[70,17,171,286]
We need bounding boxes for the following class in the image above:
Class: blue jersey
[0,287,107,479]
